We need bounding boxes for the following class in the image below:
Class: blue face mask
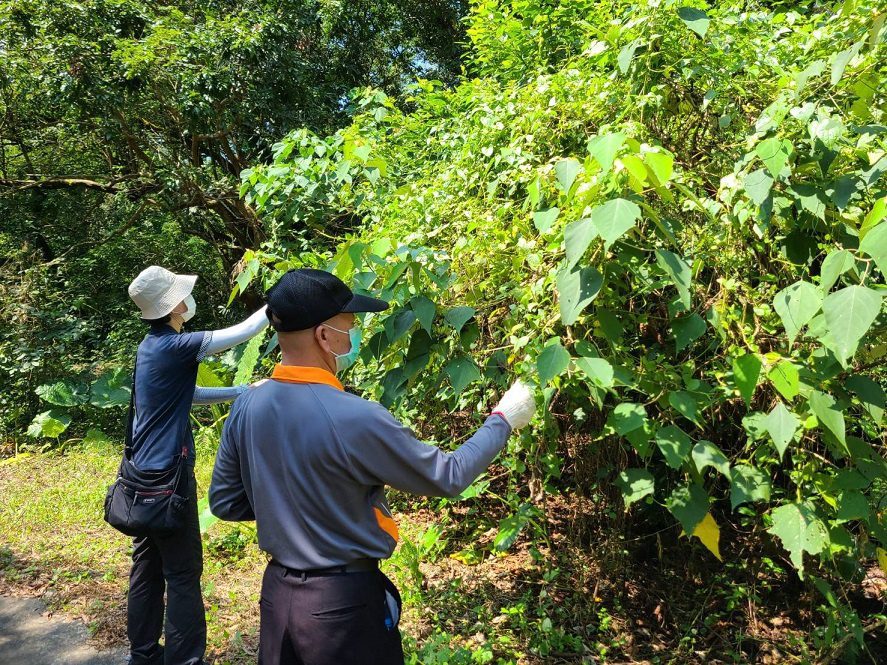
[322,324,363,373]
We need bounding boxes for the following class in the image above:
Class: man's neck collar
[271,365,344,391]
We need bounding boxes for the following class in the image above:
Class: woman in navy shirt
[126,265,268,665]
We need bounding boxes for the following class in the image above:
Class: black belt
[271,558,378,577]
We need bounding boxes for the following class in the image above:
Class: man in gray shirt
[209,268,535,665]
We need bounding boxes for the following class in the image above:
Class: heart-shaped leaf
[773,280,822,345]
[564,218,597,269]
[765,401,799,459]
[587,133,626,172]
[672,313,707,352]
[537,342,571,385]
[533,207,560,232]
[555,158,582,193]
[743,168,774,205]
[557,265,603,325]
[609,402,647,435]
[644,150,674,185]
[768,501,828,577]
[819,249,855,293]
[677,6,710,38]
[655,425,693,469]
[755,137,792,178]
[821,285,882,364]
[730,465,771,510]
[692,440,730,476]
[667,483,710,534]
[590,198,641,250]
[808,390,846,449]
[444,357,481,394]
[732,353,762,406]
[575,356,614,388]
[615,469,655,509]
[410,296,436,333]
[768,361,800,401]
[444,306,476,333]
[384,309,416,343]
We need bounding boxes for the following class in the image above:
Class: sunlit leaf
[26,410,71,439]
[590,198,641,250]
[755,137,791,178]
[677,6,710,38]
[859,221,887,276]
[765,401,799,460]
[808,390,846,449]
[773,280,821,345]
[537,342,571,385]
[587,133,626,172]
[732,353,761,406]
[532,207,560,232]
[768,501,828,578]
[692,440,730,476]
[563,218,596,269]
[554,158,582,193]
[822,285,882,365]
[743,168,774,205]
[575,356,614,388]
[655,425,693,469]
[767,361,799,401]
[615,468,655,509]
[692,513,723,561]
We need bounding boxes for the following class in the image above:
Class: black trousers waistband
[269,558,379,577]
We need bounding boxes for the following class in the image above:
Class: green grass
[0,438,263,662]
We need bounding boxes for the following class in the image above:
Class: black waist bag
[103,361,191,537]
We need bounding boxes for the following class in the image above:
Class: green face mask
[323,324,363,373]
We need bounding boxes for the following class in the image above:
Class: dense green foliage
[236,0,887,657]
[4,0,886,661]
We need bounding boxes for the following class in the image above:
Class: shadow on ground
[0,594,126,665]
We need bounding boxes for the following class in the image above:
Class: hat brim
[342,293,389,314]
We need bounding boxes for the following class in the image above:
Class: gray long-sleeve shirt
[192,385,247,404]
[209,364,511,569]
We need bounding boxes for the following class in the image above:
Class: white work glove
[491,380,536,430]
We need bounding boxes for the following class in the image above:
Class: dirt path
[0,594,126,664]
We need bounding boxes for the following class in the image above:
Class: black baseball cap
[265,268,388,332]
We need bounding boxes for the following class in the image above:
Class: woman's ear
[170,300,187,315]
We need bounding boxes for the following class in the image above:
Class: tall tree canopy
[0,0,467,266]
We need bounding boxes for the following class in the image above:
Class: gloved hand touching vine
[491,380,536,430]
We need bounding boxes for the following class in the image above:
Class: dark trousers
[259,561,404,665]
[127,476,206,665]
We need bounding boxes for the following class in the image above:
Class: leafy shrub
[238,0,886,627]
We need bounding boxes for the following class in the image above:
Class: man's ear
[314,325,331,353]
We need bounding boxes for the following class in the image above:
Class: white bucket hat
[128,266,197,320]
